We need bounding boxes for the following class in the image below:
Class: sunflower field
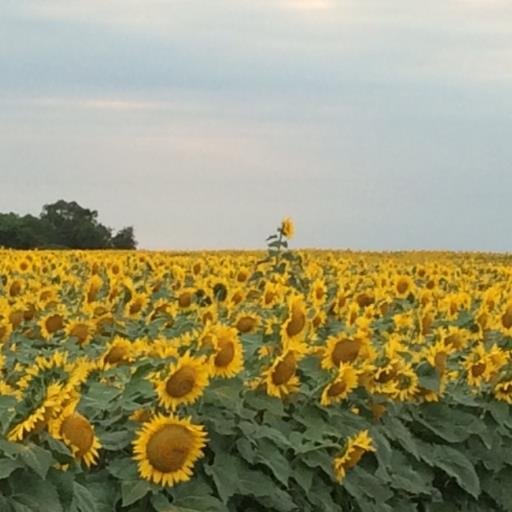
[1,220,512,511]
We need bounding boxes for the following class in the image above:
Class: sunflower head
[153,352,209,411]
[280,217,295,239]
[209,325,244,379]
[333,430,375,482]
[133,414,207,487]
[48,403,101,468]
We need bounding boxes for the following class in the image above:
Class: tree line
[0,200,137,249]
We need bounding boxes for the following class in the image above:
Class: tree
[112,227,137,249]
[0,200,137,250]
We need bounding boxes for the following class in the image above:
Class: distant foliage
[0,200,137,249]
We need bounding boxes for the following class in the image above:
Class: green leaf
[170,496,226,512]
[121,479,152,507]
[291,460,315,494]
[99,429,133,450]
[416,363,440,392]
[413,404,486,443]
[18,443,53,479]
[205,452,292,508]
[420,443,480,498]
[255,439,290,486]
[383,417,419,460]
[10,472,63,512]
[0,458,23,479]
[9,500,34,512]
[72,482,98,512]
[107,457,139,480]
[0,395,17,431]
[481,467,512,512]
[344,466,394,504]
[81,382,122,410]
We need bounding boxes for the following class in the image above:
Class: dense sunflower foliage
[1,228,512,511]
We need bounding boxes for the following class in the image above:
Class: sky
[1,0,512,251]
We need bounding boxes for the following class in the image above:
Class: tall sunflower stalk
[266,217,295,266]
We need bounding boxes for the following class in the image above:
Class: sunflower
[133,414,207,487]
[280,217,295,239]
[463,344,507,387]
[152,353,209,411]
[124,292,149,318]
[39,311,66,339]
[49,403,101,467]
[494,379,512,404]
[263,349,300,399]
[0,320,13,343]
[17,351,73,391]
[388,362,419,402]
[333,430,375,482]
[65,319,94,345]
[281,295,308,343]
[102,336,133,367]
[393,275,415,299]
[261,282,284,308]
[321,335,367,370]
[495,300,512,336]
[320,364,358,406]
[208,325,244,378]
[234,313,260,334]
[8,382,67,441]
[310,278,327,308]
[177,288,196,309]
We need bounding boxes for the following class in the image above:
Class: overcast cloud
[1,0,511,250]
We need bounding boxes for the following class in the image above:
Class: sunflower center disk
[46,314,64,333]
[345,446,366,470]
[214,341,235,367]
[501,309,512,329]
[236,316,256,333]
[327,380,347,397]
[105,346,128,364]
[60,413,94,458]
[165,367,196,398]
[331,340,361,366]
[71,324,89,342]
[286,308,306,337]
[272,353,296,385]
[471,362,486,378]
[146,425,193,472]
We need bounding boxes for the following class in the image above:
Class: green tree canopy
[0,200,137,250]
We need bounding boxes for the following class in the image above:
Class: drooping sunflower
[333,430,375,482]
[8,382,68,441]
[101,336,133,368]
[494,379,512,404]
[280,217,295,239]
[281,295,308,343]
[208,325,244,378]
[0,320,12,343]
[463,344,508,387]
[152,352,209,411]
[262,349,300,399]
[320,364,359,406]
[495,300,512,337]
[310,278,327,308]
[132,414,207,487]
[124,292,150,318]
[48,403,101,468]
